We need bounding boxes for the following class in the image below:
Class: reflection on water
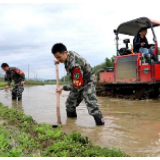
[0,85,160,156]
[12,100,23,112]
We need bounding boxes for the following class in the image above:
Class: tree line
[92,56,116,74]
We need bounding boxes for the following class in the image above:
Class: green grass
[0,80,69,88]
[25,80,45,86]
[0,82,7,87]
[44,81,70,85]
[0,103,127,157]
[24,80,70,86]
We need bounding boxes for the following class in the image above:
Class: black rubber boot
[18,97,22,101]
[66,110,77,118]
[93,115,105,125]
[144,54,151,63]
[12,93,17,100]
[12,96,17,100]
[151,54,157,62]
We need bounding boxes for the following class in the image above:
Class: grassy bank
[25,80,45,86]
[44,81,70,85]
[0,82,7,87]
[0,81,69,88]
[0,103,127,157]
[0,80,44,88]
[25,81,70,85]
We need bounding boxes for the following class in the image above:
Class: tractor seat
[118,39,132,56]
[118,48,132,55]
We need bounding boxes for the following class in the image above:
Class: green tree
[61,75,69,82]
[92,55,116,80]
[92,63,106,73]
[104,55,116,67]
[93,55,116,74]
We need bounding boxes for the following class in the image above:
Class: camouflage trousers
[66,82,103,117]
[12,85,24,98]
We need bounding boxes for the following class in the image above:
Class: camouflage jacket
[63,51,96,92]
[5,67,25,86]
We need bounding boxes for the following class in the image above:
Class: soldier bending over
[1,63,25,101]
[51,43,105,125]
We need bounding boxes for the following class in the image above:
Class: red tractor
[97,17,160,99]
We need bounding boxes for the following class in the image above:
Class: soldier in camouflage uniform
[51,43,104,125]
[1,63,25,101]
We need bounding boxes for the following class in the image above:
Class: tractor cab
[97,17,160,99]
[114,17,160,63]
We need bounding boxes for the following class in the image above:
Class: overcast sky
[0,0,160,80]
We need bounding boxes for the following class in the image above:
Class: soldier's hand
[56,87,63,94]
[54,59,60,65]
[21,81,25,85]
[5,85,10,89]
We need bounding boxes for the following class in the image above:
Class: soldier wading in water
[51,43,105,125]
[1,63,25,101]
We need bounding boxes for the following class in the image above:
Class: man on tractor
[133,27,156,62]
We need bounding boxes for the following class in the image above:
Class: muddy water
[0,85,160,156]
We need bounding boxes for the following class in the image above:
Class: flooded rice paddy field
[0,85,160,156]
